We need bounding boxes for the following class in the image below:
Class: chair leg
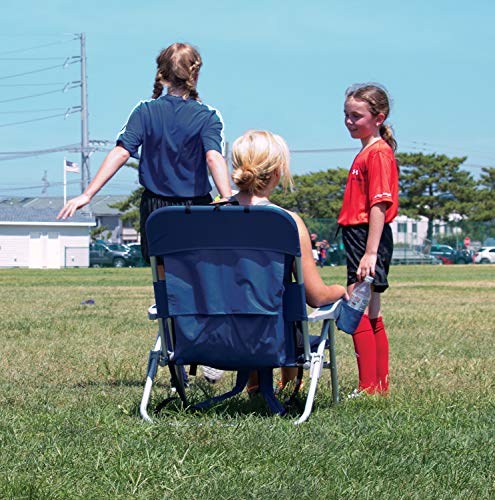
[140,334,162,423]
[328,320,339,404]
[169,361,188,407]
[294,338,326,425]
[258,369,286,416]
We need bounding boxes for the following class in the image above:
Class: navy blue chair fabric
[146,205,305,372]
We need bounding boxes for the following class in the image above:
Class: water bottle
[336,276,374,334]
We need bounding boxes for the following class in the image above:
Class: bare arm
[206,149,232,198]
[57,146,130,219]
[356,202,387,281]
[291,212,347,308]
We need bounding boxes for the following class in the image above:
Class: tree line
[110,153,495,242]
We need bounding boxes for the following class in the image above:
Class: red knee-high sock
[370,316,389,393]
[352,314,377,393]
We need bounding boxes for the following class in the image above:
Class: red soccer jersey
[338,139,399,226]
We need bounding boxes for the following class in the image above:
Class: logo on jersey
[351,169,359,175]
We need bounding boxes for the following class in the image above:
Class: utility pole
[79,33,90,192]
[41,170,49,195]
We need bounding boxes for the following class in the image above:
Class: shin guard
[352,314,377,393]
[370,316,389,393]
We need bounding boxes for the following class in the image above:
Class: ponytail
[380,124,397,152]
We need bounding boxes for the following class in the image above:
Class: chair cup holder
[336,301,364,335]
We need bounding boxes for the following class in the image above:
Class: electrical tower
[78,33,90,192]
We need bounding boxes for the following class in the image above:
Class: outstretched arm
[206,149,232,199]
[57,146,130,219]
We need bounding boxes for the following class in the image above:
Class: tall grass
[0,265,494,498]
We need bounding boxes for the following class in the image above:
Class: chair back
[146,205,308,370]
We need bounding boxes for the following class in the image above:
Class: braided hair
[152,43,202,101]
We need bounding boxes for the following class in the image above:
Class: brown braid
[152,70,164,99]
[153,43,202,101]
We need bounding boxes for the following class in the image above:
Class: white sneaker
[347,388,365,399]
[200,366,224,384]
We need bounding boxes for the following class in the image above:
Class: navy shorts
[342,224,393,293]
[139,189,212,262]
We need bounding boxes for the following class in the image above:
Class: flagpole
[63,157,67,206]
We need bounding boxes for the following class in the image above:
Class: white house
[2,195,139,243]
[0,206,95,269]
[390,214,464,248]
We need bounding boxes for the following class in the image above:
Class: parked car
[89,243,140,268]
[473,246,495,264]
[429,244,472,264]
[392,248,442,265]
[125,243,149,267]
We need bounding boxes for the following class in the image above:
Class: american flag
[64,159,79,173]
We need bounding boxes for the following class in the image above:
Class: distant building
[0,195,139,245]
[390,213,463,248]
[0,206,95,269]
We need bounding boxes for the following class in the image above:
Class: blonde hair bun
[231,130,293,195]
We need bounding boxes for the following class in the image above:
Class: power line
[0,40,68,56]
[0,107,67,114]
[0,57,68,61]
[290,147,359,154]
[0,88,64,104]
[0,140,112,160]
[0,109,79,128]
[0,144,80,155]
[0,179,80,195]
[0,83,64,87]
[0,63,67,81]
[402,140,495,158]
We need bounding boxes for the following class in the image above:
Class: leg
[351,311,377,394]
[247,370,259,396]
[281,367,298,386]
[369,292,389,393]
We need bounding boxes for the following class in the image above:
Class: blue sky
[0,0,494,198]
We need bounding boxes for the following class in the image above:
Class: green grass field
[1,265,494,498]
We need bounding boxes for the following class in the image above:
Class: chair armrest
[308,299,342,322]
[148,304,157,320]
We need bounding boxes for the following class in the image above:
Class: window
[398,223,407,233]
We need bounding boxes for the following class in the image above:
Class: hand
[57,193,91,219]
[356,252,377,281]
[336,285,349,301]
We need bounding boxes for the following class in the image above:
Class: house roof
[0,184,219,217]
[0,206,95,225]
[0,195,129,216]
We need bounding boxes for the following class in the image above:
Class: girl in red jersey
[338,84,399,396]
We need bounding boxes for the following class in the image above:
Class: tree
[90,225,109,241]
[270,168,349,219]
[397,153,478,240]
[470,166,495,221]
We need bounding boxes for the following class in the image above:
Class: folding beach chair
[139,205,342,424]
